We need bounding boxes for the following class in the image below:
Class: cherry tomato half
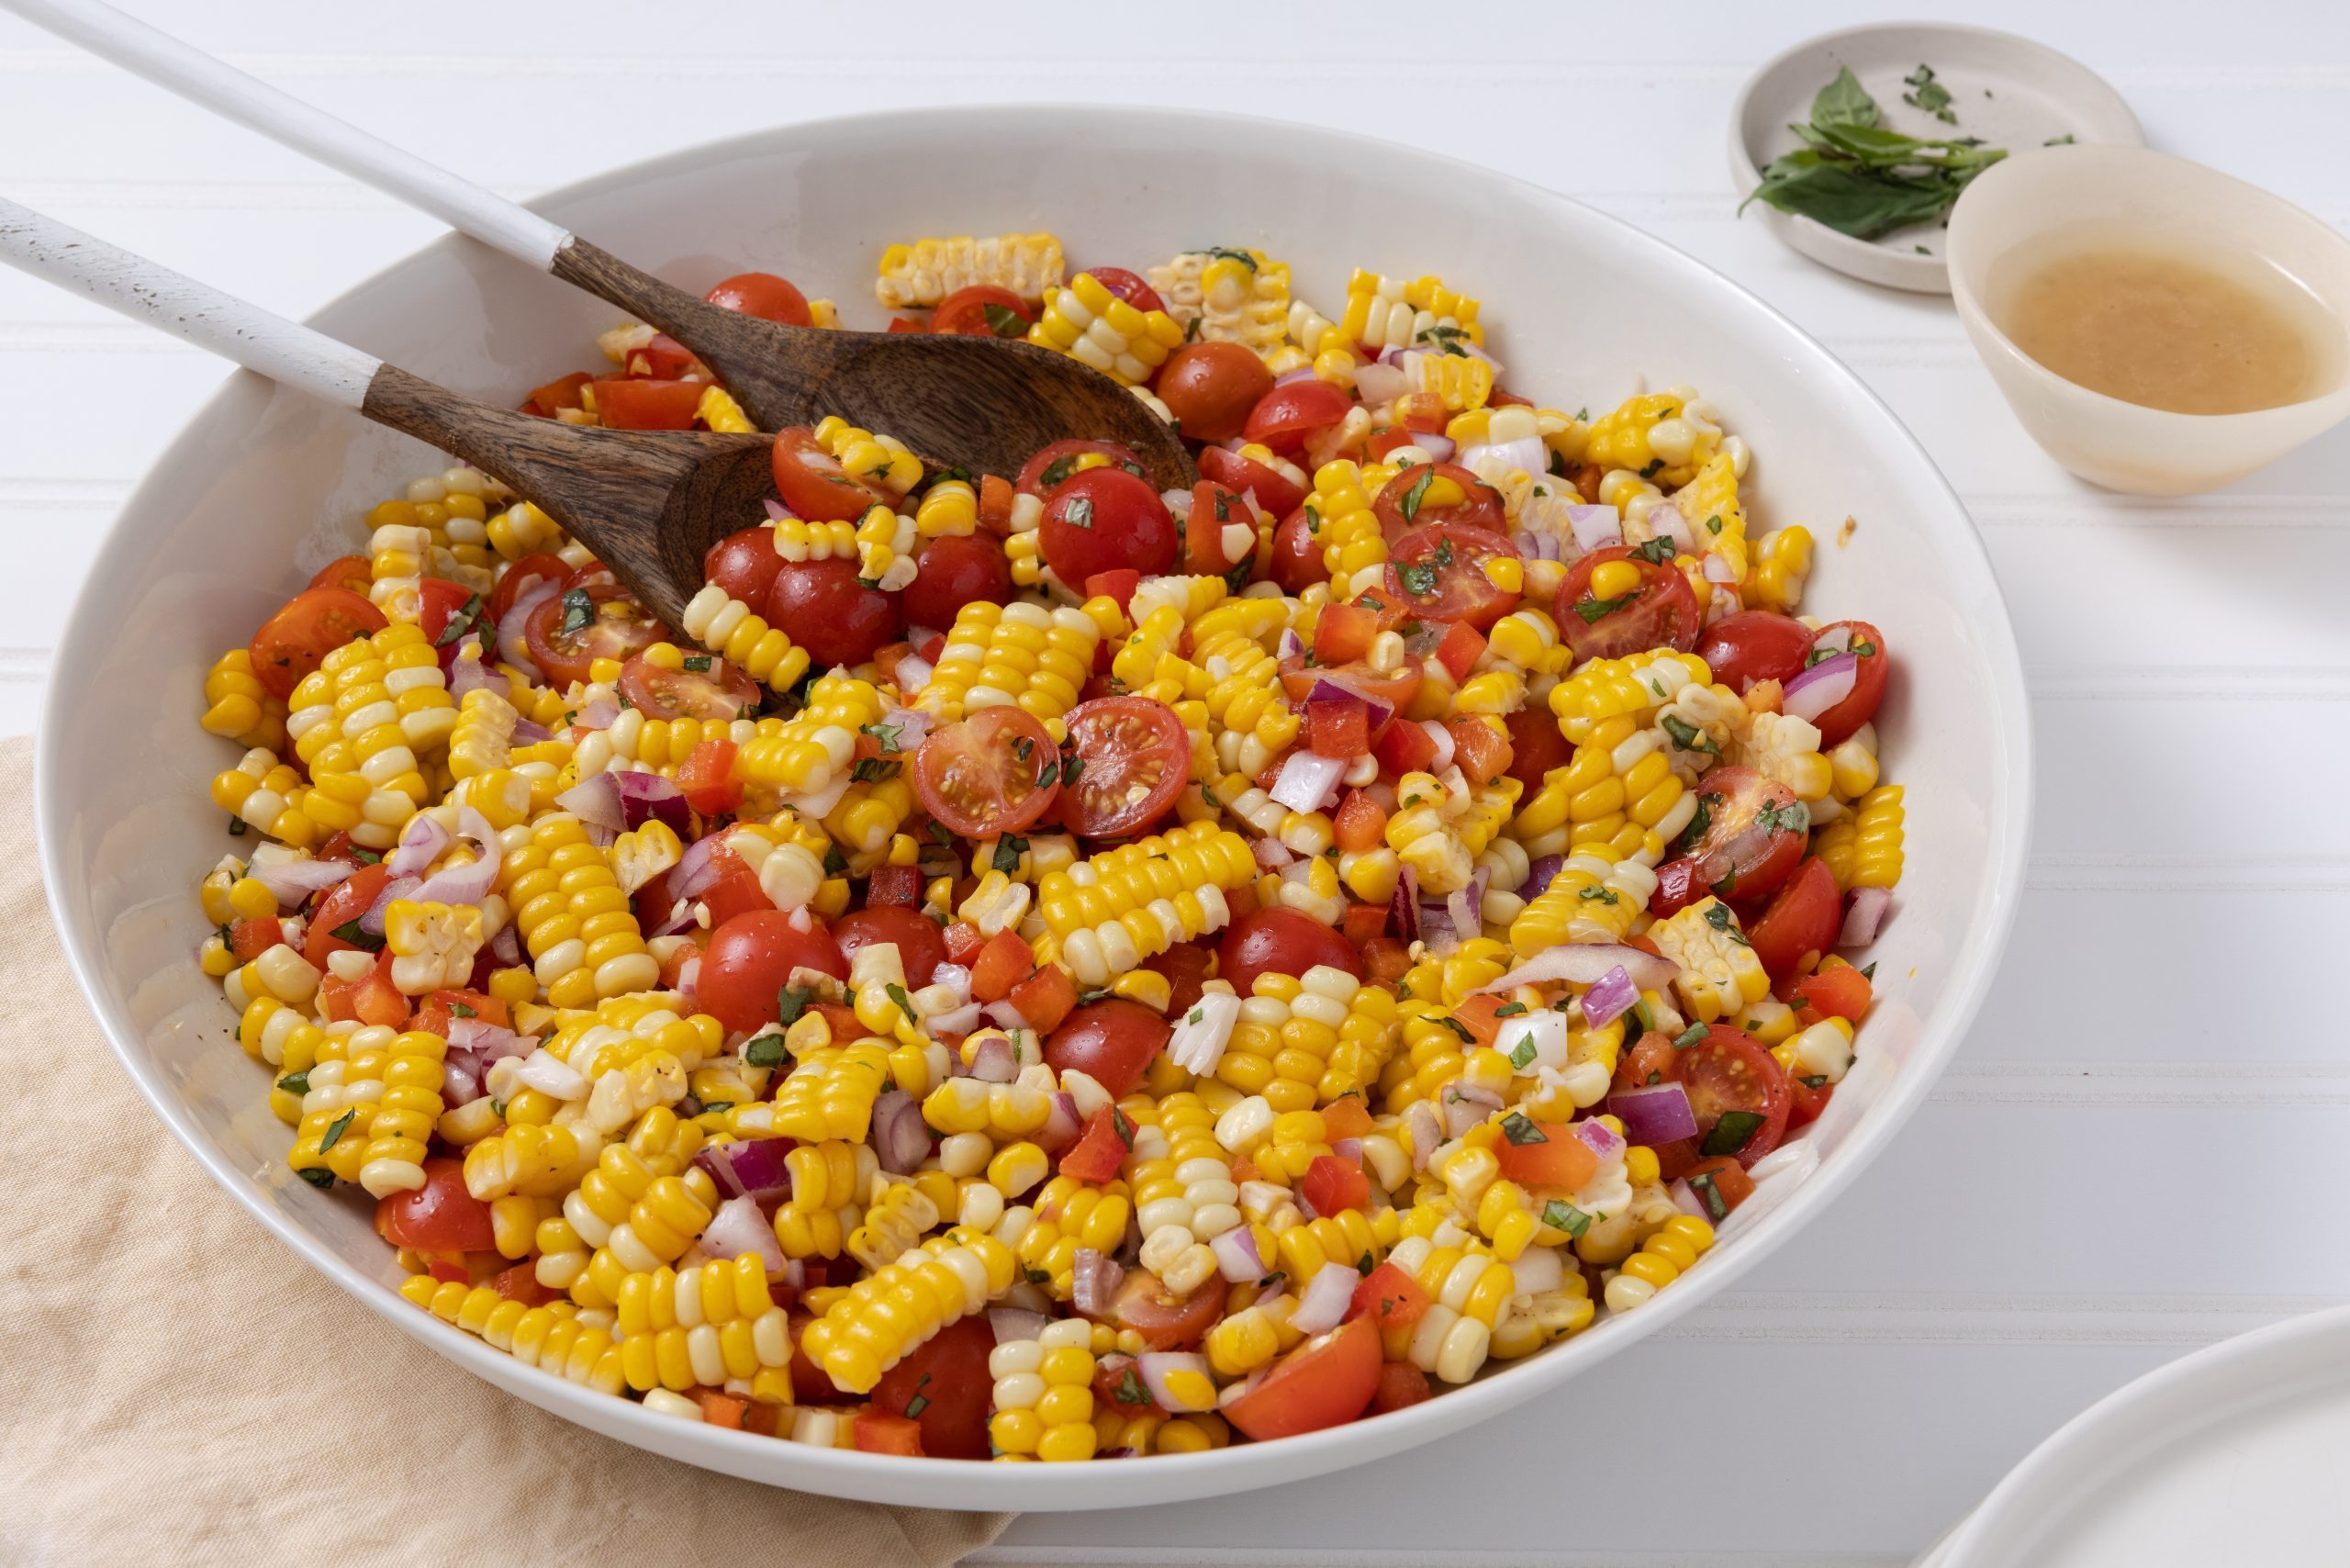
[375,1157,497,1251]
[901,533,1012,634]
[1056,696,1189,840]
[1266,506,1326,595]
[1653,765,1808,912]
[1106,1269,1222,1351]
[765,558,902,669]
[1803,621,1890,747]
[912,705,1061,838]
[833,904,951,990]
[703,525,787,607]
[1198,444,1308,519]
[1086,266,1165,313]
[1040,467,1178,585]
[1505,706,1575,794]
[591,377,704,430]
[1044,999,1172,1101]
[248,587,387,701]
[1382,522,1522,631]
[1744,856,1841,982]
[931,286,1033,338]
[617,650,760,722]
[1696,610,1814,695]
[1158,342,1273,443]
[697,910,849,1034]
[306,554,373,598]
[1219,907,1365,997]
[868,1314,993,1459]
[1243,378,1353,455]
[1555,543,1702,662]
[704,271,813,328]
[771,426,894,523]
[487,551,568,625]
[1370,461,1508,543]
[1017,440,1147,498]
[525,584,666,688]
[303,861,390,970]
[1672,1025,1790,1170]
[1277,655,1422,724]
[1221,1316,1382,1441]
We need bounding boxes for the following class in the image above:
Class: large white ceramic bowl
[37,106,2030,1511]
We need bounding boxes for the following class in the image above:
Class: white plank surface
[6,3,2346,1562]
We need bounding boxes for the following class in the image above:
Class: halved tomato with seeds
[912,706,1061,838]
[1055,696,1189,839]
[1383,522,1521,630]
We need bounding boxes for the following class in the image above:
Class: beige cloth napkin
[0,737,1011,1565]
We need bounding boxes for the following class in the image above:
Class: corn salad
[195,230,1903,1460]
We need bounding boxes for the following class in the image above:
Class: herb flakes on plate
[1741,66,2007,241]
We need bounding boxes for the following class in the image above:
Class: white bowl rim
[1727,20,2143,293]
[35,101,2034,1510]
[1946,141,2350,427]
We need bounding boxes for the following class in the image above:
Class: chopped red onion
[1474,942,1678,996]
[1289,1262,1359,1336]
[934,962,972,1002]
[1405,1102,1443,1170]
[1523,855,1566,900]
[1071,1249,1124,1317]
[1582,965,1639,1029]
[555,773,626,834]
[446,1016,527,1062]
[1783,653,1858,722]
[1460,434,1544,475]
[1387,866,1422,949]
[1137,1351,1218,1413]
[701,1193,789,1274]
[446,642,498,700]
[1038,1091,1082,1155]
[1604,1082,1699,1145]
[1353,360,1408,404]
[1272,365,1320,386]
[966,1033,1019,1082]
[984,1000,1033,1036]
[412,851,497,910]
[576,697,620,731]
[1703,554,1739,584]
[1443,1082,1503,1137]
[1510,1246,1565,1298]
[613,770,691,835]
[248,857,353,906]
[442,1060,482,1105]
[873,706,930,755]
[693,1145,747,1201]
[1278,628,1305,662]
[927,1000,981,1037]
[356,872,420,936]
[1669,1179,1711,1220]
[489,924,522,967]
[871,1090,930,1174]
[1414,431,1457,462]
[1331,1137,1363,1165]
[1416,900,1459,956]
[1270,749,1347,813]
[1567,504,1623,553]
[1649,499,1697,554]
[1445,866,1490,945]
[1210,1223,1265,1282]
[990,1306,1048,1345]
[1168,991,1240,1076]
[1575,1118,1627,1163]
[510,718,553,745]
[1253,838,1295,871]
[676,953,701,1006]
[1812,625,1854,659]
[718,1136,793,1199]
[386,814,451,878]
[1839,887,1892,947]
[1421,721,1456,775]
[494,577,560,685]
[1305,676,1394,735]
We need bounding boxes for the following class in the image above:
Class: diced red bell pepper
[852,1411,925,1455]
[1301,1153,1370,1215]
[1429,622,1487,682]
[969,929,1035,1003]
[676,739,743,816]
[1446,717,1513,787]
[867,864,923,907]
[1059,1105,1135,1183]
[1792,964,1872,1022]
[1007,962,1077,1034]
[1371,715,1440,778]
[1340,900,1386,947]
[1313,601,1379,666]
[1305,696,1370,759]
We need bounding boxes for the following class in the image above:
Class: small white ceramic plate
[1730,24,2143,294]
[1913,1305,2350,1565]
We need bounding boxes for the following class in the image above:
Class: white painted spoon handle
[1,0,571,271]
[0,196,381,405]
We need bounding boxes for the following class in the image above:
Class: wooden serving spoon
[1,0,1196,495]
[0,196,775,632]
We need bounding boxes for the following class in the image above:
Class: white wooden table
[6,4,2346,1562]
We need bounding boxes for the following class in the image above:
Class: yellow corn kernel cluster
[1214,966,1384,1115]
[1123,1093,1242,1297]
[989,1317,1099,1462]
[1402,348,1494,412]
[1311,459,1385,586]
[500,812,660,1006]
[211,746,320,847]
[1602,1214,1716,1312]
[736,673,885,802]
[876,232,1064,309]
[1385,770,1523,897]
[1549,650,1711,744]
[696,385,755,434]
[1001,1176,1132,1301]
[383,898,485,996]
[1507,848,1658,954]
[612,1253,795,1403]
[1386,1231,1516,1383]
[1028,272,1185,386]
[199,648,287,750]
[1036,821,1258,986]
[801,1231,1016,1394]
[1673,450,1749,582]
[530,1109,708,1291]
[679,583,811,694]
[1846,784,1905,890]
[1744,524,1814,613]
[1338,268,1483,352]
[1584,390,1718,491]
[1730,708,1833,802]
[1516,714,1688,864]
[914,477,978,539]
[847,1180,942,1273]
[401,1274,628,1395]
[770,1038,892,1143]
[1651,898,1772,1023]
[285,622,458,848]
[812,416,923,497]
[918,599,1099,724]
[1147,247,1291,358]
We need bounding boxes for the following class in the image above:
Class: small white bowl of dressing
[1947,143,2350,494]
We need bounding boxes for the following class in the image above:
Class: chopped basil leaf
[1861,961,1878,980]
[1396,559,1439,597]
[775,984,812,1027]
[1436,1015,1475,1043]
[2044,132,2076,146]
[1187,1006,1203,1025]
[276,1071,310,1094]
[1631,998,1655,1035]
[1206,246,1259,273]
[1499,1111,1548,1145]
[1572,592,1633,625]
[1680,793,1719,852]
[558,587,595,635]
[448,1002,476,1018]
[1702,1109,1766,1157]
[1025,1267,1051,1284]
[682,654,712,673]
[1040,455,1079,489]
[1706,514,1724,535]
[351,846,381,864]
[926,820,953,847]
[744,1033,788,1069]
[1673,1023,1709,1049]
[227,817,247,836]
[319,1108,357,1153]
[1630,536,1673,565]
[992,835,1029,874]
[1799,1073,1830,1089]
[432,592,486,649]
[330,919,383,952]
[297,1167,337,1189]
[1112,1108,1136,1148]
[903,1394,931,1418]
[885,982,918,1025]
[1661,713,1718,755]
[1687,1170,1729,1222]
[861,721,903,754]
[1639,457,1664,478]
[1579,886,1619,904]
[822,842,847,876]
[1114,1367,1148,1406]
[1902,62,1956,124]
[980,302,1027,338]
[1397,467,1436,523]
[1507,1036,1538,1070]
[1703,902,1749,946]
[1493,1002,1528,1018]
[850,756,901,783]
[1542,1199,1592,1238]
